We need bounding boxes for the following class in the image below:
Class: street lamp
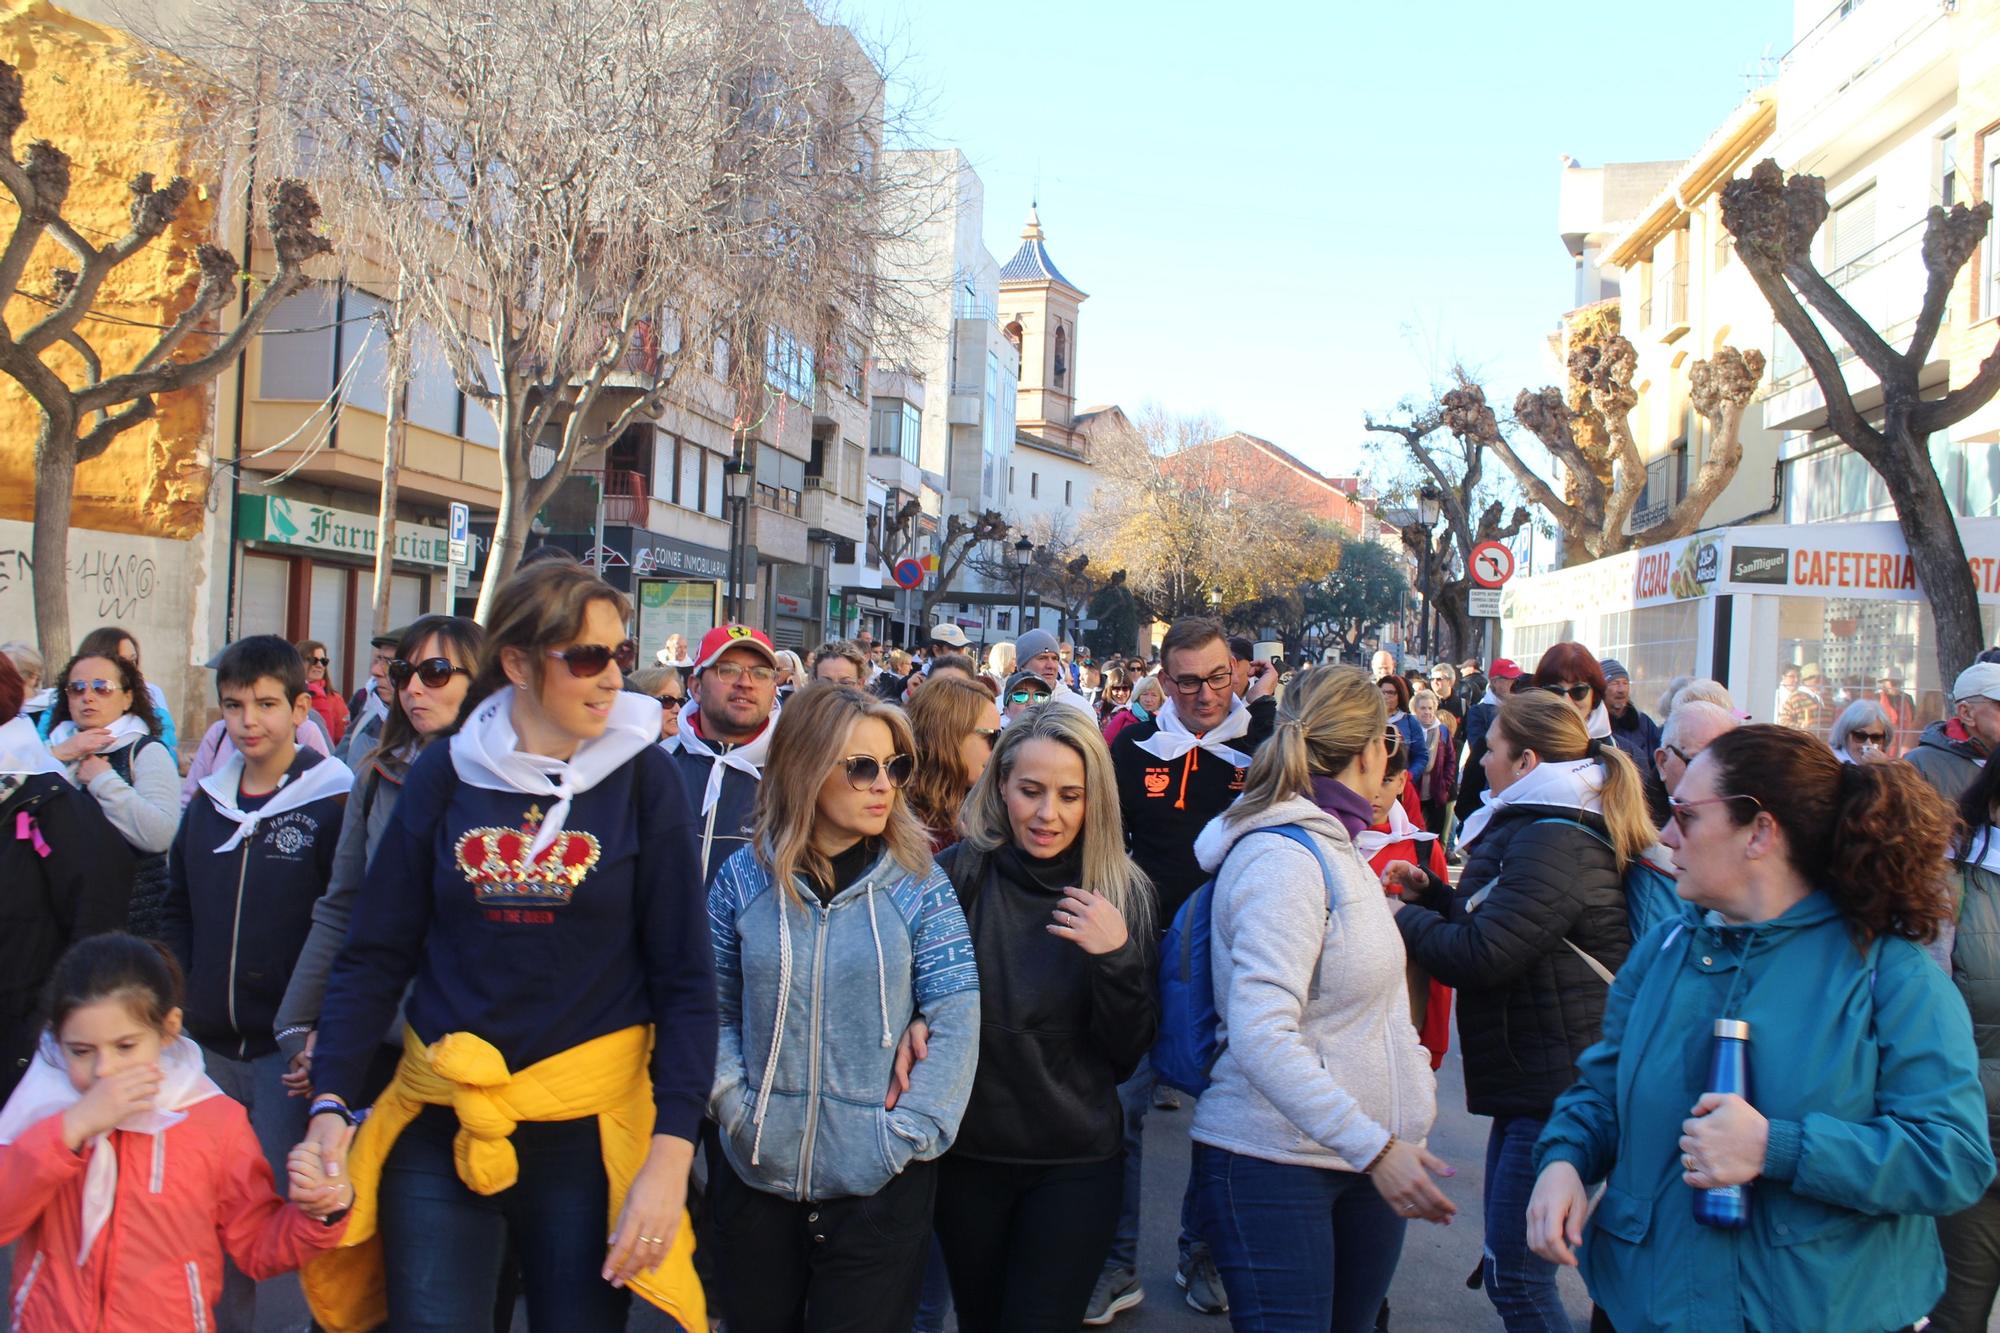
[724,456,754,622]
[1011,535,1034,635]
[1417,484,1443,661]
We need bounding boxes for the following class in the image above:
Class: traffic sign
[448,502,470,566]
[1469,541,1515,589]
[891,558,924,590]
[1467,587,1502,619]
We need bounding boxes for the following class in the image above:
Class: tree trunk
[31,414,77,663]
[1434,583,1472,665]
[1886,427,1986,683]
[369,329,411,637]
[477,470,534,622]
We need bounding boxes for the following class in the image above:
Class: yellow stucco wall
[0,0,215,539]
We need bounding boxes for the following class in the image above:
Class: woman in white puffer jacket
[1189,664,1451,1333]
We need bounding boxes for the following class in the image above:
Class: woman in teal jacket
[1527,724,1993,1333]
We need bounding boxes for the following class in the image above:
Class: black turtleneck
[810,837,881,903]
[994,841,1083,895]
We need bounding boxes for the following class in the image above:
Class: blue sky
[842,0,1796,479]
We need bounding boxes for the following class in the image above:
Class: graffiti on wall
[0,545,160,621]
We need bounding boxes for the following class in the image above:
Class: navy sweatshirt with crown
[311,740,718,1138]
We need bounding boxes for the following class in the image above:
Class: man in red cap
[1449,658,1523,857]
[660,624,782,885]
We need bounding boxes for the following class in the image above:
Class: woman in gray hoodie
[1190,665,1449,1333]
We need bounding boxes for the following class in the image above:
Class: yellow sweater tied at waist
[301,1024,704,1333]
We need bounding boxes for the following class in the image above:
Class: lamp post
[724,456,754,622]
[1417,483,1442,661]
[1010,535,1034,635]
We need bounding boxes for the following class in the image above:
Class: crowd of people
[3,564,2000,1333]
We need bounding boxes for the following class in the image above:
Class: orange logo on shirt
[1229,767,1247,792]
[1143,767,1172,797]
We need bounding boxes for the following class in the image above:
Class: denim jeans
[910,1233,952,1331]
[1482,1115,1570,1333]
[1108,1054,1196,1270]
[378,1104,635,1332]
[1189,1142,1406,1333]
[203,1047,311,1333]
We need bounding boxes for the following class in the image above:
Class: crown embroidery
[454,806,601,907]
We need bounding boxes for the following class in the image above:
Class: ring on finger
[639,1235,663,1245]
[1682,1153,1695,1172]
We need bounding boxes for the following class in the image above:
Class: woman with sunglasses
[1389,689,1654,1333]
[927,702,1154,1330]
[704,684,977,1331]
[1528,726,1992,1333]
[1828,698,1896,765]
[273,615,485,1104]
[1377,674,1430,788]
[626,666,687,741]
[906,673,1003,853]
[296,638,351,745]
[1527,642,1613,740]
[1097,666,1132,723]
[300,563,715,1331]
[1100,673,1160,747]
[46,646,179,939]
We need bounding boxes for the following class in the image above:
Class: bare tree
[916,508,1008,627]
[171,0,920,618]
[1365,375,1529,661]
[1481,313,1765,563]
[1723,158,1999,680]
[0,59,330,659]
[968,510,1099,638]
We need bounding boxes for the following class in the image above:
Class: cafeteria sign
[238,495,450,567]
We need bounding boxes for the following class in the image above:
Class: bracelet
[308,1097,355,1127]
[1363,1135,1397,1174]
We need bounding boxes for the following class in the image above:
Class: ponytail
[1494,692,1654,871]
[1230,666,1384,823]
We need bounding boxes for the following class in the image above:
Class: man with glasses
[660,624,782,886]
[1091,617,1277,1323]
[1000,670,1053,724]
[1910,662,2000,803]
[1653,700,1739,808]
[334,628,403,764]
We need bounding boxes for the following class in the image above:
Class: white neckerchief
[1457,756,1605,851]
[1355,799,1439,857]
[1971,825,2000,877]
[660,700,776,814]
[452,687,661,857]
[1585,702,1612,739]
[23,688,55,715]
[352,690,391,736]
[0,1034,222,1265]
[49,712,150,753]
[0,715,64,778]
[1134,696,1253,768]
[195,752,353,853]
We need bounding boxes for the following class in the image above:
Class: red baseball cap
[1488,658,1524,681]
[693,625,779,674]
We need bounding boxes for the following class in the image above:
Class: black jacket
[1111,696,1276,924]
[1453,699,1499,824]
[0,773,134,1100]
[162,749,347,1060]
[1395,804,1630,1118]
[937,842,1156,1163]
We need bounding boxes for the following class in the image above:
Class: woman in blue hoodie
[707,684,979,1332]
[1528,725,1995,1333]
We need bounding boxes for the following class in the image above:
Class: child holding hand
[0,933,348,1331]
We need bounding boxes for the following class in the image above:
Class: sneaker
[1152,1084,1183,1111]
[1082,1266,1143,1325]
[1176,1244,1229,1315]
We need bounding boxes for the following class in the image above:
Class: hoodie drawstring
[865,885,892,1048]
[1175,748,1198,811]
[748,888,794,1167]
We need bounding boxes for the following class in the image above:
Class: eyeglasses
[1848,730,1888,747]
[1107,686,1132,698]
[1009,689,1050,705]
[971,727,1000,748]
[1661,743,1694,767]
[839,753,914,790]
[66,679,119,696]
[707,661,779,685]
[1541,683,1593,703]
[305,655,330,666]
[389,657,470,689]
[1668,792,1764,832]
[546,644,624,678]
[1170,669,1233,695]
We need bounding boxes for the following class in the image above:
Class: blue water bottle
[1692,1018,1752,1229]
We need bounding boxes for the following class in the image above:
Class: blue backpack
[1467,816,1687,983]
[1153,824,1337,1096]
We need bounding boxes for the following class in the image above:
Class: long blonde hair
[753,684,932,901]
[1230,666,1385,823]
[958,702,1154,935]
[1490,689,1654,870]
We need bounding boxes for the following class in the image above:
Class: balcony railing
[601,469,648,526]
[1768,219,1932,387]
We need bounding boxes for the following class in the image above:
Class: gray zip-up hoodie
[1189,796,1436,1172]
[708,843,980,1201]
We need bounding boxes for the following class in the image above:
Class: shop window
[1504,620,1574,675]
[1772,596,2000,744]
[1596,604,1700,715]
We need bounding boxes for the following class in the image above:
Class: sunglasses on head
[546,640,633,678]
[66,678,119,696]
[1541,683,1593,703]
[389,657,470,690]
[840,753,914,790]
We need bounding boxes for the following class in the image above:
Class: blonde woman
[986,641,1017,681]
[930,703,1156,1331]
[771,648,805,703]
[1388,688,1654,1332]
[705,685,979,1331]
[1100,672,1163,747]
[1188,666,1446,1329]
